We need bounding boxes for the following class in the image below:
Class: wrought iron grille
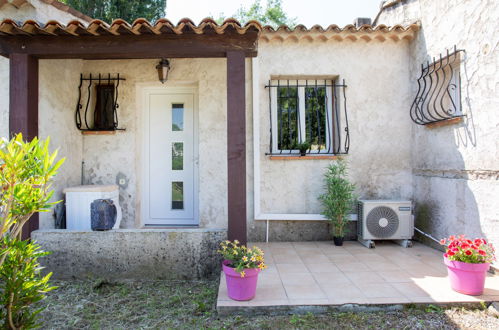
[265,79,349,155]
[75,73,126,131]
[410,46,465,125]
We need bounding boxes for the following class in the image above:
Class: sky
[167,0,382,27]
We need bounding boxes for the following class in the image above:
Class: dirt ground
[38,279,499,329]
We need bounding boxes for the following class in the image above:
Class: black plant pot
[333,236,344,246]
[300,150,307,156]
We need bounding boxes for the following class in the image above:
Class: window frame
[270,79,334,154]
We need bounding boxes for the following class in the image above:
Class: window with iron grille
[410,46,465,125]
[266,78,349,155]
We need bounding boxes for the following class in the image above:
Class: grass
[38,279,499,329]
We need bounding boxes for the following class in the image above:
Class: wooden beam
[0,32,259,59]
[226,50,247,245]
[9,53,39,239]
[9,53,38,139]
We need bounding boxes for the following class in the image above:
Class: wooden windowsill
[425,117,463,129]
[81,130,117,135]
[269,155,340,160]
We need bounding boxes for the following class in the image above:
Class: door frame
[139,85,199,227]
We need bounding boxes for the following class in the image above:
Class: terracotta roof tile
[260,22,420,42]
[0,17,262,36]
[0,17,419,42]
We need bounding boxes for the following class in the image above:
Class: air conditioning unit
[357,200,414,247]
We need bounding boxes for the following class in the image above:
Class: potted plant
[440,235,495,295]
[294,141,311,156]
[218,240,267,301]
[319,159,356,246]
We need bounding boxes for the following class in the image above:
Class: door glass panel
[172,104,184,131]
[172,142,183,170]
[171,181,184,210]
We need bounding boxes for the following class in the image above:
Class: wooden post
[226,51,247,245]
[9,53,39,239]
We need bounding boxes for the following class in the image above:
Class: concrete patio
[217,241,499,312]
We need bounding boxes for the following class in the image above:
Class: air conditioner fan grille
[366,206,399,238]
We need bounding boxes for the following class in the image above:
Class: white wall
[0,57,8,139]
[34,43,415,237]
[38,59,84,228]
[377,0,499,248]
[255,39,413,211]
[0,0,85,228]
[77,59,235,229]
[0,0,83,23]
[247,37,414,240]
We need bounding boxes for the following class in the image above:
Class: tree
[214,0,296,28]
[61,0,167,23]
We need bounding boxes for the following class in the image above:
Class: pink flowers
[440,234,495,264]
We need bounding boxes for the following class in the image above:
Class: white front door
[142,89,198,226]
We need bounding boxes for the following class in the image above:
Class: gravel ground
[36,280,499,329]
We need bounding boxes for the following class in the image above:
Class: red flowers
[440,234,495,264]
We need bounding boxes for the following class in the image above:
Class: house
[0,0,497,279]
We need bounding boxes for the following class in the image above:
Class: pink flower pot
[444,256,490,295]
[222,260,260,301]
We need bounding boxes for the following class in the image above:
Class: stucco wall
[248,38,414,241]
[0,57,8,139]
[38,59,84,228]
[33,44,414,238]
[377,0,499,249]
[55,58,253,230]
[23,57,254,231]
[0,0,84,139]
[0,0,81,23]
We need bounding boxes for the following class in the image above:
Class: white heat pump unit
[357,200,414,246]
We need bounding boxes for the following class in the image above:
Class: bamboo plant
[319,159,356,244]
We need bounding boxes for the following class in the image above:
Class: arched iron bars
[265,79,349,155]
[75,73,126,131]
[410,46,465,125]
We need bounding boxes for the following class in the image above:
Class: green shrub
[0,134,64,262]
[319,159,356,237]
[0,134,64,329]
[0,237,56,329]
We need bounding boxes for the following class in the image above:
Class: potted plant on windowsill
[440,235,495,295]
[319,159,356,246]
[218,240,267,301]
[294,141,311,156]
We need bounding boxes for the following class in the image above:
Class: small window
[94,85,115,130]
[268,79,349,155]
[172,142,183,170]
[171,181,184,210]
[172,104,184,131]
[410,47,464,125]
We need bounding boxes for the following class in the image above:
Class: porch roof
[0,18,262,59]
[0,17,421,59]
